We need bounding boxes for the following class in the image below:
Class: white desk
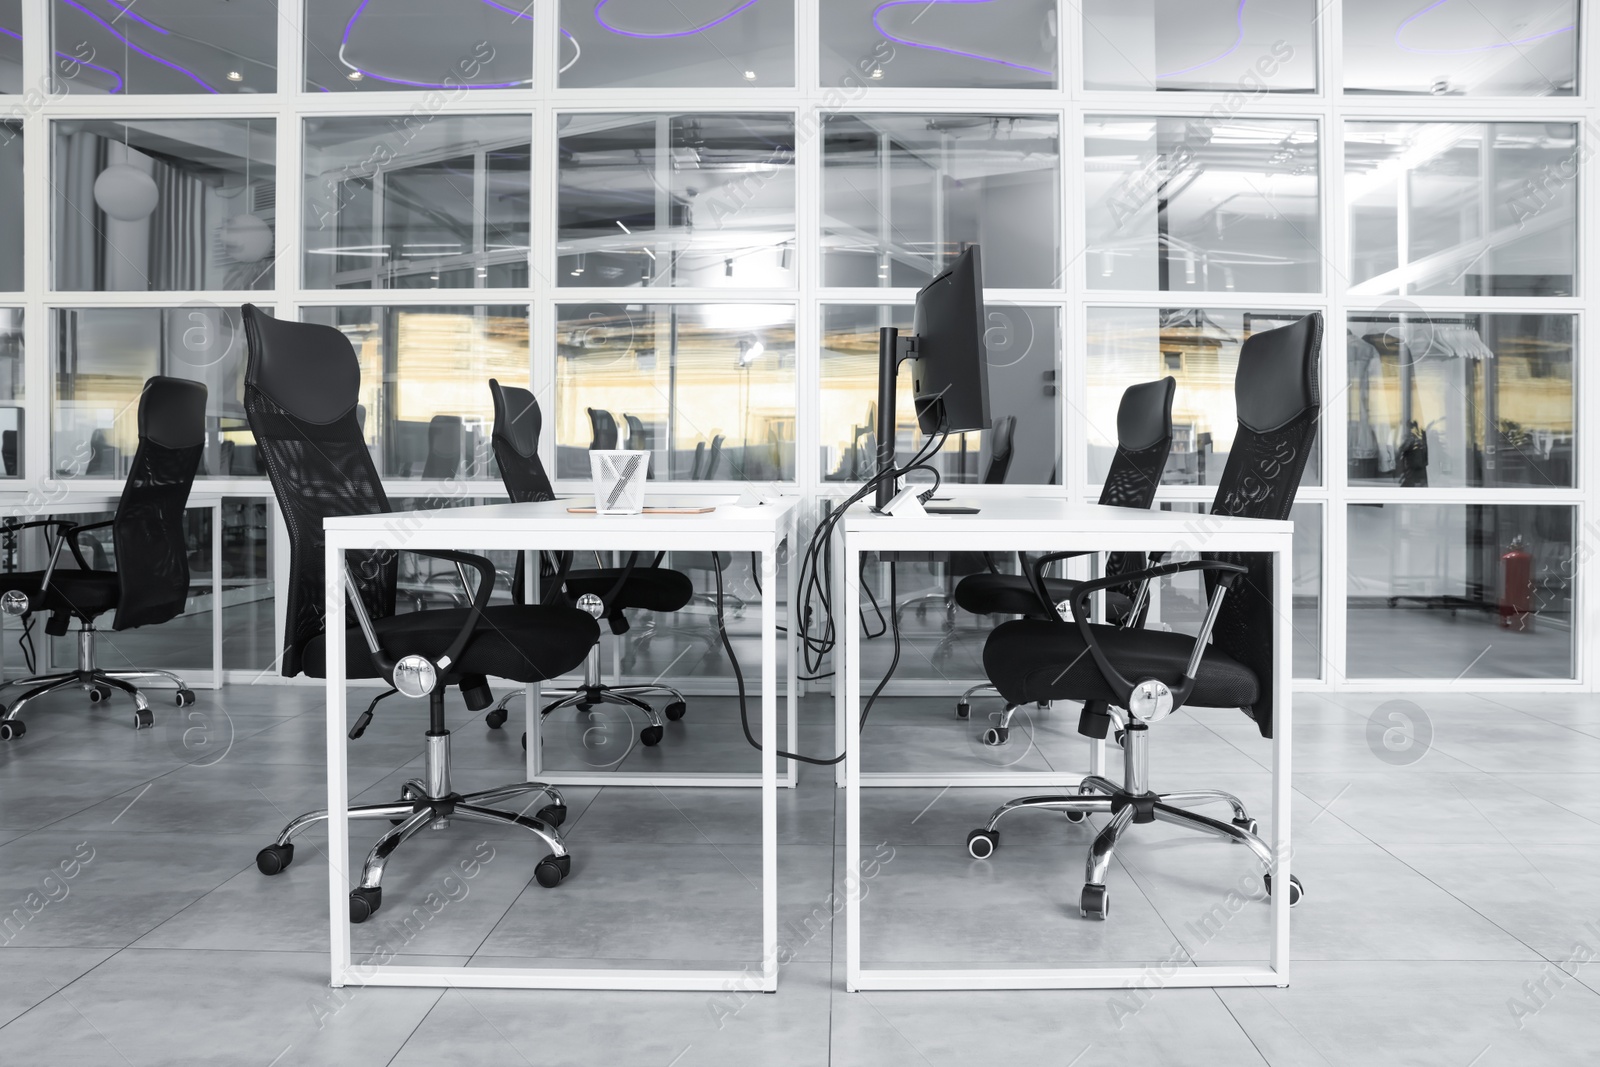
[322,495,797,991]
[838,498,1294,991]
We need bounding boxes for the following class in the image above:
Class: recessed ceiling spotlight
[347,70,364,81]
[743,70,757,80]
[870,68,884,79]
[227,71,243,82]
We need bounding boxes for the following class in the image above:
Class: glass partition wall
[0,0,1586,688]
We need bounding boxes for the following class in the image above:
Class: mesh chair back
[982,415,1016,484]
[489,380,569,605]
[1205,313,1323,737]
[1096,377,1176,596]
[588,408,618,450]
[111,376,207,630]
[421,415,463,480]
[241,305,395,677]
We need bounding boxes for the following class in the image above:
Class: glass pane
[305,1,532,92]
[0,122,18,288]
[1086,116,1320,292]
[1348,504,1574,679]
[1346,122,1576,298]
[0,308,21,477]
[1083,0,1316,92]
[558,114,795,289]
[820,0,1057,89]
[0,0,19,93]
[554,303,796,482]
[53,118,276,292]
[1087,306,1321,487]
[222,496,275,672]
[304,116,530,291]
[301,305,528,482]
[1347,311,1573,489]
[820,303,1060,485]
[53,306,262,480]
[50,0,276,95]
[559,0,795,88]
[823,113,1061,289]
[1344,0,1576,96]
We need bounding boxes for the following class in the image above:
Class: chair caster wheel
[133,708,154,729]
[966,828,998,859]
[256,843,294,875]
[520,732,527,752]
[1264,873,1304,906]
[1112,729,1126,749]
[1081,883,1110,920]
[349,886,382,923]
[174,689,196,707]
[536,804,566,828]
[1232,816,1259,837]
[664,701,686,722]
[485,708,508,729]
[640,725,665,747]
[0,719,22,740]
[981,726,1009,746]
[1064,810,1089,824]
[955,700,970,721]
[534,854,571,888]
[87,684,109,703]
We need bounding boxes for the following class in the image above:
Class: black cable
[19,612,35,675]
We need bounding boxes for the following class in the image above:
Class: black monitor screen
[911,246,990,435]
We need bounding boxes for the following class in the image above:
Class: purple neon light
[871,0,1053,76]
[1396,0,1575,55]
[97,0,169,35]
[593,0,765,39]
[58,0,217,92]
[0,24,125,92]
[338,0,535,89]
[1155,0,1246,78]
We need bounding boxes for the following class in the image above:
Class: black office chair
[480,380,693,749]
[624,413,651,452]
[966,314,1321,920]
[239,307,601,921]
[588,408,619,450]
[0,377,207,741]
[420,415,464,480]
[982,414,1016,484]
[950,379,1175,733]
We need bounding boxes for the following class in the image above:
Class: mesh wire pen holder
[590,450,649,515]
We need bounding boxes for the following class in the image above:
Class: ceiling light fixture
[871,0,1053,76]
[346,70,363,81]
[744,70,757,80]
[870,67,884,79]
[594,0,767,39]
[227,70,243,82]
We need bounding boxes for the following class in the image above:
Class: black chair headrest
[1235,313,1322,434]
[1116,377,1176,452]
[489,379,540,459]
[138,376,208,450]
[241,304,361,425]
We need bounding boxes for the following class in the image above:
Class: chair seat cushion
[302,604,600,682]
[954,573,1132,620]
[983,619,1259,710]
[565,567,693,613]
[0,569,120,621]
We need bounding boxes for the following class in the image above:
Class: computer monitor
[872,245,992,510]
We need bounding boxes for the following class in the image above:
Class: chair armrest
[1021,551,1092,622]
[65,520,114,572]
[343,548,497,696]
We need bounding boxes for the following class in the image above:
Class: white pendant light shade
[222,213,273,263]
[93,164,159,222]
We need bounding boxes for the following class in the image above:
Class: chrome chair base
[970,695,1052,746]
[966,721,1304,920]
[0,628,194,740]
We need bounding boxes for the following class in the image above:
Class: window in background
[303,115,530,291]
[1344,0,1576,97]
[53,306,261,480]
[0,0,19,93]
[52,118,276,292]
[1347,503,1574,679]
[822,113,1061,289]
[301,305,529,482]
[558,114,795,289]
[1085,116,1320,292]
[1087,306,1321,487]
[0,121,17,289]
[50,0,276,95]
[554,303,796,482]
[820,0,1057,89]
[305,0,531,92]
[0,308,20,477]
[1347,312,1574,489]
[1083,0,1316,92]
[559,0,795,88]
[820,303,1060,485]
[221,496,274,671]
[1346,122,1576,298]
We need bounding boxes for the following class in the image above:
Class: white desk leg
[785,522,799,788]
[761,542,779,990]
[844,543,862,991]
[1271,542,1292,984]
[833,521,847,789]
[325,544,351,988]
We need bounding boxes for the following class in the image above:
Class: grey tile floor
[2,682,1600,1065]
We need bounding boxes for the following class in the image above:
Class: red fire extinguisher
[1499,536,1533,632]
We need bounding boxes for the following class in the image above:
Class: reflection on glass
[222,496,274,671]
[50,0,276,94]
[559,0,795,88]
[554,304,795,482]
[304,116,530,291]
[0,0,19,93]
[821,304,1059,485]
[1083,0,1315,92]
[302,306,528,481]
[558,114,795,289]
[305,0,531,92]
[820,0,1056,89]
[1344,0,1576,96]
[1086,116,1320,292]
[823,114,1061,289]
[1087,307,1320,487]
[1346,122,1576,298]
[1348,504,1574,679]
[53,305,261,479]
[0,122,17,289]
[53,118,276,292]
[0,308,21,477]
[1347,312,1573,489]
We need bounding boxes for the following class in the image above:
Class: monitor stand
[872,326,981,515]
